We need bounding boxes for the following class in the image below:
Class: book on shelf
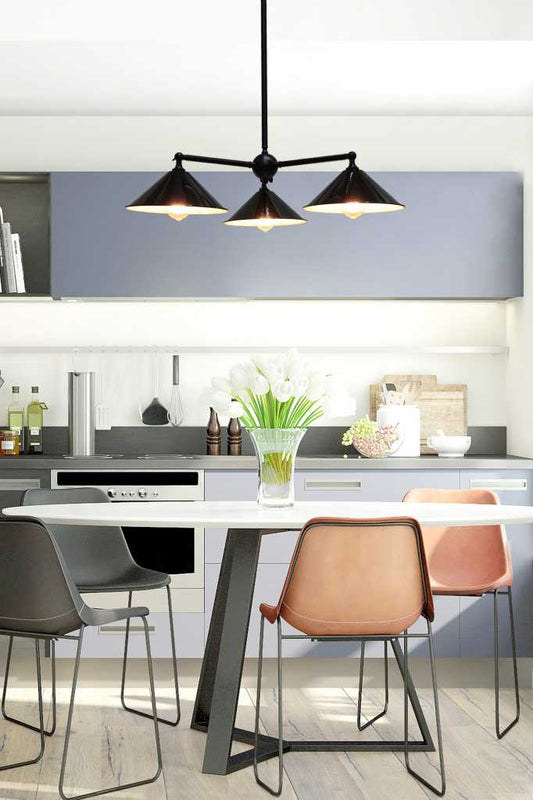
[11,233,25,293]
[0,222,17,293]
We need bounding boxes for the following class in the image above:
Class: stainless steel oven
[50,469,204,612]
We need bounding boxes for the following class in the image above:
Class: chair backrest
[403,487,511,590]
[23,487,138,588]
[0,518,86,635]
[270,517,433,637]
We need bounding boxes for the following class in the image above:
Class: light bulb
[168,212,189,222]
[258,225,273,232]
[344,211,363,220]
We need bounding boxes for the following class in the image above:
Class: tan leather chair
[358,489,520,742]
[405,488,519,739]
[253,517,445,797]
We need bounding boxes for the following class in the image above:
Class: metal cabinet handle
[469,478,528,491]
[0,478,41,491]
[304,478,362,491]
[99,625,155,635]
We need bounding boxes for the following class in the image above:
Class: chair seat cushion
[78,565,170,593]
[82,603,150,627]
[431,568,512,596]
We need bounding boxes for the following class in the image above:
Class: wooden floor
[0,663,531,799]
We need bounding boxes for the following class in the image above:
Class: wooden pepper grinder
[206,407,221,455]
[227,415,242,456]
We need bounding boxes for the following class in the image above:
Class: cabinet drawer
[0,470,49,516]
[297,470,460,502]
[460,470,533,503]
[468,477,528,492]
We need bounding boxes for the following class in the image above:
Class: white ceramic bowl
[427,434,471,458]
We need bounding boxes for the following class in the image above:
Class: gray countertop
[1,454,532,470]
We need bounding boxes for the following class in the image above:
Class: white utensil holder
[377,404,420,457]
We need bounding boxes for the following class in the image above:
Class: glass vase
[248,428,306,508]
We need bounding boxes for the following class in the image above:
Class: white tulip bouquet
[206,348,330,429]
[206,350,332,502]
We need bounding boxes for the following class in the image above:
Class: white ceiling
[1,0,532,116]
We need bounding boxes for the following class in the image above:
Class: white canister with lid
[377,404,420,457]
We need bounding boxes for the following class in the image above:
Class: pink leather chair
[403,488,519,739]
[358,489,519,741]
[253,517,445,797]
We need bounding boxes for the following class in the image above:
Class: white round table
[5,499,533,529]
[5,499,533,776]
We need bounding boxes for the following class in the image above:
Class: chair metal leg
[121,586,181,726]
[59,621,162,800]
[357,640,389,731]
[0,638,46,772]
[494,588,520,739]
[404,624,446,797]
[2,637,56,737]
[254,617,284,797]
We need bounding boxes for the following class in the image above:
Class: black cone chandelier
[126,0,404,231]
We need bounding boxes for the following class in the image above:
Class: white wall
[0,116,529,443]
[0,300,506,427]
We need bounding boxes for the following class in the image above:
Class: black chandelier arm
[261,0,268,152]
[278,152,356,169]
[175,153,254,169]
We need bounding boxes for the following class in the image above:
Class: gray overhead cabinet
[51,171,523,299]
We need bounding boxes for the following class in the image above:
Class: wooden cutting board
[370,374,467,454]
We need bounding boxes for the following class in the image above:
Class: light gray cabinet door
[459,470,533,658]
[56,612,205,658]
[0,470,49,515]
[204,470,257,563]
[51,171,523,298]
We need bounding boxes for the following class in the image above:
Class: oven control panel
[51,470,204,502]
[107,486,159,499]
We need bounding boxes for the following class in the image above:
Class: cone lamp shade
[126,165,228,221]
[304,165,405,218]
[225,185,306,232]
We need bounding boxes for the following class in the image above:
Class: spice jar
[0,430,20,456]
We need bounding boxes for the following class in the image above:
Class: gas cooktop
[136,454,196,460]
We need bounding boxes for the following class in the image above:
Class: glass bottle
[8,386,24,453]
[27,386,47,454]
[0,430,20,456]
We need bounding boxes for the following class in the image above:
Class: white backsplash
[0,299,507,429]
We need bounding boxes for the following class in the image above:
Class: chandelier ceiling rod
[261,0,268,153]
[172,0,353,176]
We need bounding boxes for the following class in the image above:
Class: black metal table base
[191,528,435,775]
[191,722,433,774]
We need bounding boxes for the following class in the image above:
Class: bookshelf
[0,173,50,296]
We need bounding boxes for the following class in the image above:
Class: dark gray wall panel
[51,171,523,298]
[0,176,50,294]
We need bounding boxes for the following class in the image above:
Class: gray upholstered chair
[11,487,180,729]
[0,517,162,800]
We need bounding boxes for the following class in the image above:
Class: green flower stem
[261,452,294,486]
[234,389,325,431]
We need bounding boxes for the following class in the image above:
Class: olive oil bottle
[27,386,47,454]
